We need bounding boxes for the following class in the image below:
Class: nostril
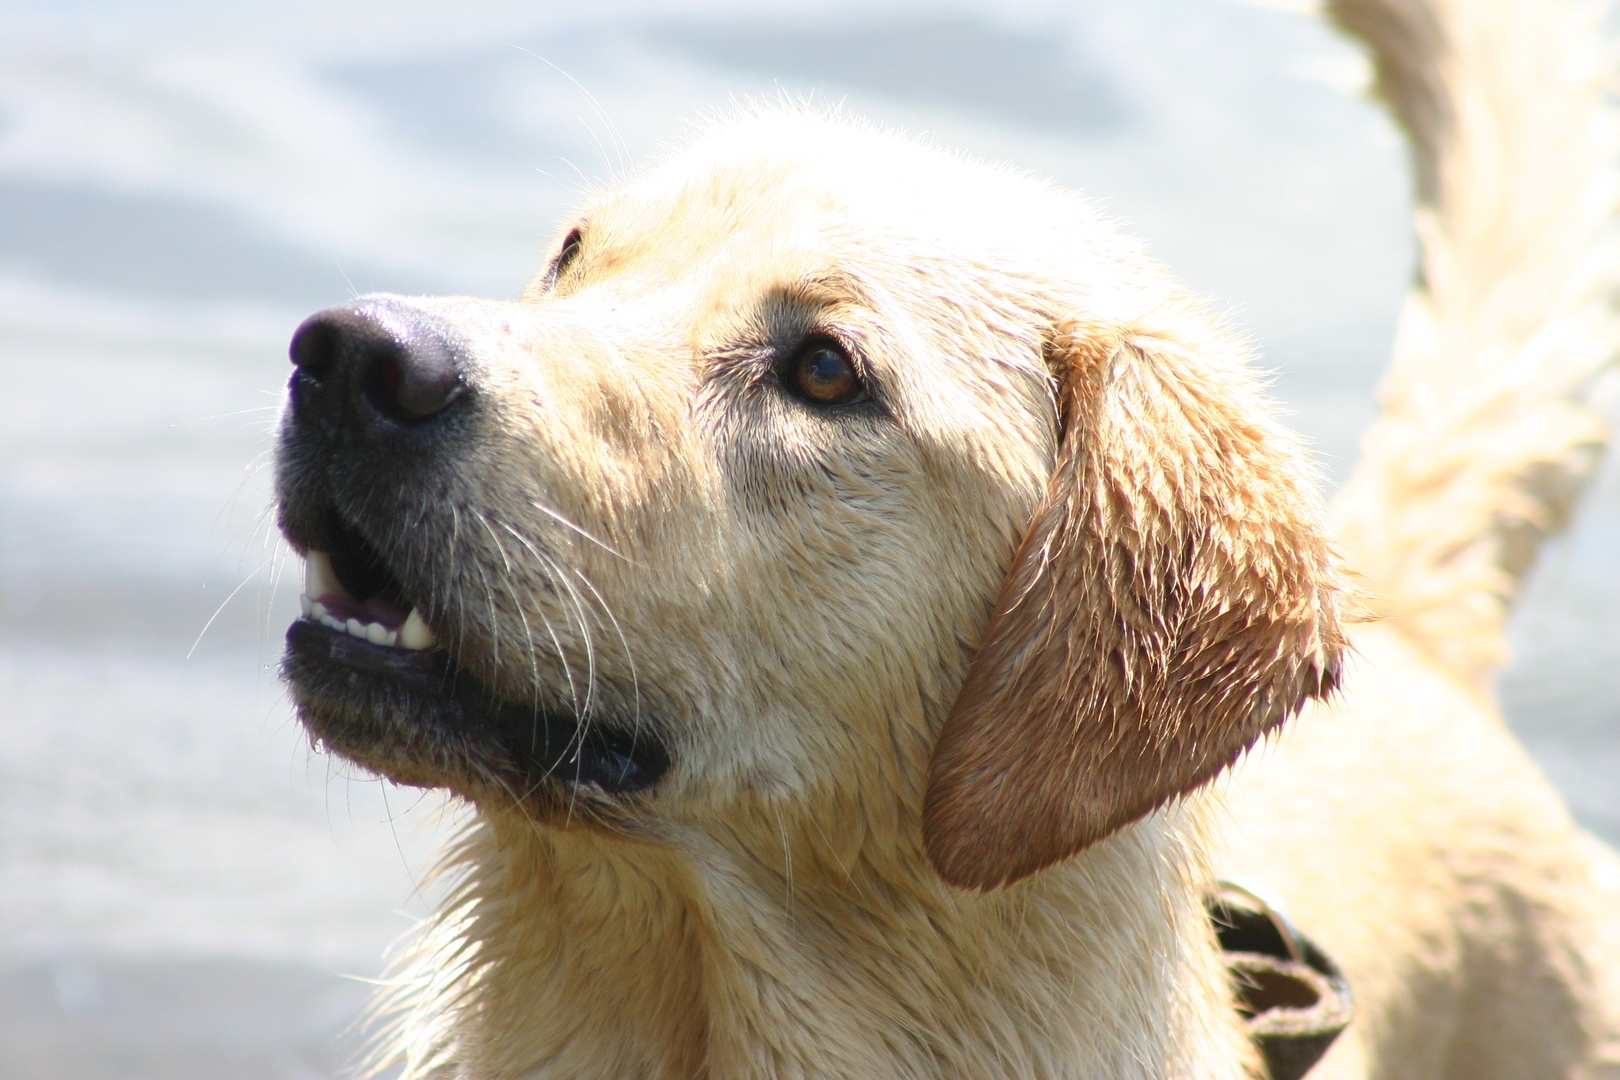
[289,318,339,382]
[369,333,464,421]
[361,350,405,419]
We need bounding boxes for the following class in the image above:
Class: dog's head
[275,114,1344,889]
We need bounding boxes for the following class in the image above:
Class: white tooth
[310,600,328,621]
[304,551,349,600]
[346,617,365,639]
[299,594,312,617]
[366,622,391,646]
[321,612,346,633]
[399,608,436,651]
[383,629,398,647]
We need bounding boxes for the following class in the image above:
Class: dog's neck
[392,795,1252,1079]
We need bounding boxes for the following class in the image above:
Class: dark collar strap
[1208,881,1355,1080]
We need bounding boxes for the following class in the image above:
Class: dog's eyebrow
[695,277,869,384]
[706,276,863,347]
[776,274,869,310]
[691,268,885,386]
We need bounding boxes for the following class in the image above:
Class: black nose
[289,301,465,433]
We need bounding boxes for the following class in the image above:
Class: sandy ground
[0,1,1614,1076]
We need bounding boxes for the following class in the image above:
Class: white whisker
[472,510,583,715]
[186,555,276,659]
[493,519,618,723]
[527,500,640,565]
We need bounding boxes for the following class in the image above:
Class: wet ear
[923,317,1346,890]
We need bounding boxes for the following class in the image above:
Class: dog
[272,0,1620,1075]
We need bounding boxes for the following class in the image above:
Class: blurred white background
[0,1,1614,1076]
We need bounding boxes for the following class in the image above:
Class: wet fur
[316,123,1280,1077]
[276,1,1620,1076]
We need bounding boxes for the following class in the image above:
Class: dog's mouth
[300,525,436,651]
[282,512,670,801]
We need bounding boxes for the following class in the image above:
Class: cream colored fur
[304,1,1620,1077]
[355,124,1267,1078]
[1328,0,1620,686]
[1223,0,1620,1075]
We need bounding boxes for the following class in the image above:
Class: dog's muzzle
[273,298,671,801]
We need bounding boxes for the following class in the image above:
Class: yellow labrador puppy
[273,0,1620,1076]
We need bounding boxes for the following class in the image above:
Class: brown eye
[790,343,868,407]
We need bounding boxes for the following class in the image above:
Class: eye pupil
[795,347,863,405]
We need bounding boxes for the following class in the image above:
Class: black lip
[285,618,669,795]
